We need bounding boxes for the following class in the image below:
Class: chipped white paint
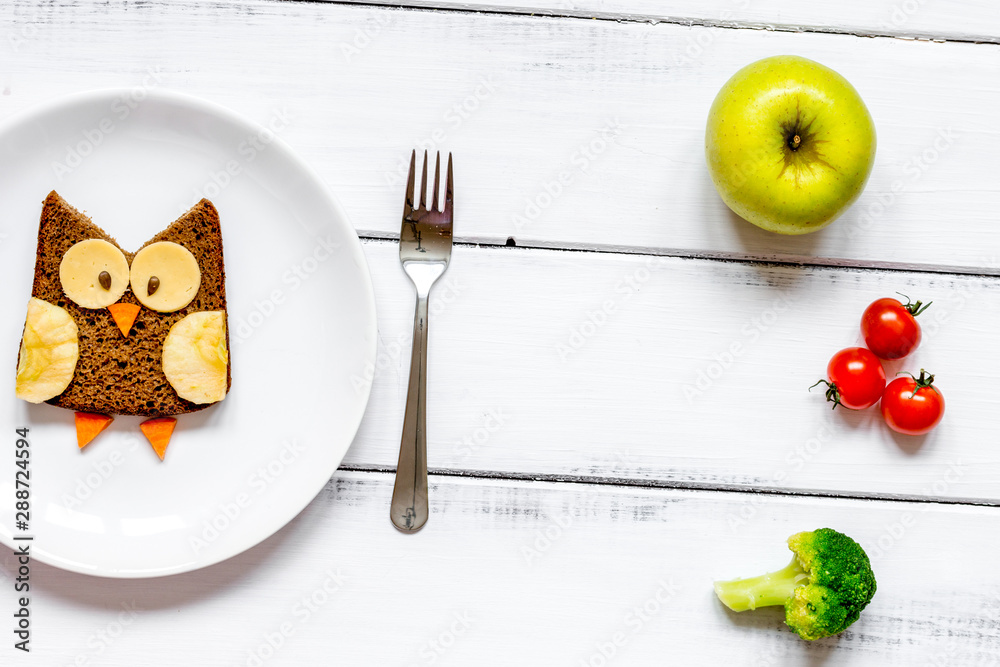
[348,241,999,503]
[337,0,1000,43]
[0,2,999,273]
[1,472,997,665]
[0,1,998,665]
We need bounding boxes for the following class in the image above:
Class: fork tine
[405,150,416,212]
[431,152,441,212]
[419,150,429,209]
[444,153,454,216]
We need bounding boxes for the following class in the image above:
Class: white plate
[0,90,377,577]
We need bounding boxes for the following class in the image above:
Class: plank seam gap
[279,0,1000,46]
[338,464,1000,509]
[357,234,1000,280]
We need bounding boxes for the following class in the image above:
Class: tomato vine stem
[895,292,932,317]
[809,379,843,409]
[896,368,937,398]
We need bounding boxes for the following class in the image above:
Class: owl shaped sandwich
[15,191,231,460]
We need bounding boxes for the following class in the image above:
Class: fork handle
[391,291,430,532]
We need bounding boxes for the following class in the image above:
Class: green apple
[705,55,876,235]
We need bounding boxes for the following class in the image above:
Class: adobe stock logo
[50,69,166,180]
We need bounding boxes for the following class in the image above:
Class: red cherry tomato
[861,295,931,360]
[812,347,886,410]
[881,370,945,435]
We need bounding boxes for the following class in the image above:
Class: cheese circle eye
[130,242,202,313]
[59,239,130,309]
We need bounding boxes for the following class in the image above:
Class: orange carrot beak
[108,303,141,338]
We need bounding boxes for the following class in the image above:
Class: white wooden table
[2,1,999,664]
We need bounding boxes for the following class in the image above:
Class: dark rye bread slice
[29,191,231,417]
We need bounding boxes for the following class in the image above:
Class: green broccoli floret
[713,527,877,640]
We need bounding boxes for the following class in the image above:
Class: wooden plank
[342,240,1000,503]
[1,2,998,272]
[4,470,997,665]
[335,0,1000,43]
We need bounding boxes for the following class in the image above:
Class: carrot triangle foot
[75,412,114,449]
[140,418,177,461]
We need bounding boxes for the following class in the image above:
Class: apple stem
[790,134,801,150]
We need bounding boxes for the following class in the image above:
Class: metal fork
[390,150,454,533]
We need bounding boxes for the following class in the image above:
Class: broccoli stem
[714,557,809,612]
